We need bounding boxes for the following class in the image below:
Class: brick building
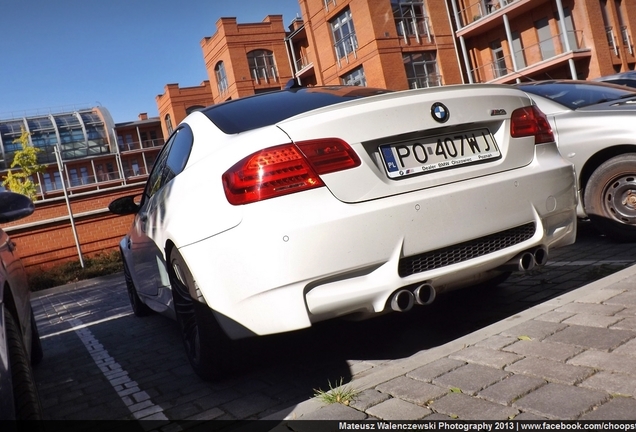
[5,0,636,274]
[0,108,164,271]
[448,0,636,83]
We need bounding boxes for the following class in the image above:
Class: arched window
[247,50,277,84]
[215,62,228,95]
[165,114,173,135]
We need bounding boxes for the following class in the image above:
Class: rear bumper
[179,143,577,339]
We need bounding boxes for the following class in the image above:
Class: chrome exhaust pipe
[500,251,536,272]
[413,283,436,306]
[390,289,415,312]
[533,246,548,267]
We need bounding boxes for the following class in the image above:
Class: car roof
[199,86,391,135]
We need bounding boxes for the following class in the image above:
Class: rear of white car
[169,84,577,339]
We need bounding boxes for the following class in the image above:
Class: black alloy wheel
[168,247,230,381]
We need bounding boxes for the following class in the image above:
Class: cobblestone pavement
[31,221,636,423]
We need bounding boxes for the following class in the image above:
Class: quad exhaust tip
[390,283,437,312]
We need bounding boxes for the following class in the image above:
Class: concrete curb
[265,263,636,420]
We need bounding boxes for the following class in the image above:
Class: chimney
[138,113,148,121]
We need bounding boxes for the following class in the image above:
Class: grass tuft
[313,378,359,406]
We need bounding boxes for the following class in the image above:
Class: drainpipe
[555,0,577,79]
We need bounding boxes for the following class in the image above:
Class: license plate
[379,129,501,178]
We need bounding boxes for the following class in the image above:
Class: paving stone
[617,306,636,317]
[500,320,567,341]
[512,383,609,419]
[562,314,623,328]
[474,335,518,350]
[478,374,546,405]
[568,350,636,376]
[407,358,465,383]
[555,303,625,316]
[610,317,636,331]
[221,392,279,419]
[448,346,522,369]
[580,397,636,420]
[545,325,636,351]
[430,393,518,420]
[349,389,391,411]
[366,398,432,420]
[505,357,594,385]
[580,372,636,397]
[298,403,367,420]
[604,290,636,307]
[432,363,509,396]
[576,289,626,304]
[375,376,448,405]
[535,311,575,323]
[613,337,636,356]
[513,412,548,420]
[503,340,583,362]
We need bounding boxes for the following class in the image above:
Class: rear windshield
[201,86,390,134]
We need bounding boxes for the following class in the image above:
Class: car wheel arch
[579,144,636,195]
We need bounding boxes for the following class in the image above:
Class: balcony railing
[251,67,278,84]
[408,74,443,89]
[458,0,519,28]
[334,33,358,67]
[470,31,586,83]
[295,53,312,72]
[117,137,165,152]
[621,26,634,55]
[396,16,432,44]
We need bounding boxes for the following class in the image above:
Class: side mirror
[109,195,140,215]
[0,192,35,223]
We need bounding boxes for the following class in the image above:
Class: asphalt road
[31,221,636,422]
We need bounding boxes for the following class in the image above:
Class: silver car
[516,80,636,242]
[0,191,43,420]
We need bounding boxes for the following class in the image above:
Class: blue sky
[0,0,301,123]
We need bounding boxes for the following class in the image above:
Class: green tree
[2,127,45,200]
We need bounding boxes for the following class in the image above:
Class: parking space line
[41,312,134,339]
[67,318,171,421]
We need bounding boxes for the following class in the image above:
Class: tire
[4,305,43,420]
[30,308,43,367]
[168,247,231,381]
[584,154,636,242]
[122,252,153,317]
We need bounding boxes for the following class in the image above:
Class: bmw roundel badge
[431,102,449,123]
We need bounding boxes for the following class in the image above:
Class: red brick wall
[3,185,145,271]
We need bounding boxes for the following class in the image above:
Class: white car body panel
[117,85,578,341]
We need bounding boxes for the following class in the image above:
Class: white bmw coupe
[109,83,577,380]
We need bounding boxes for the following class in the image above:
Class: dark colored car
[0,191,43,420]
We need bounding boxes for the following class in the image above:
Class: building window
[535,18,556,60]
[403,52,441,88]
[247,50,278,84]
[215,62,228,95]
[165,114,173,135]
[392,0,429,42]
[341,67,367,86]
[490,40,508,78]
[331,8,358,60]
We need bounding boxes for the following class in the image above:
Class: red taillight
[222,139,360,205]
[510,105,554,144]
